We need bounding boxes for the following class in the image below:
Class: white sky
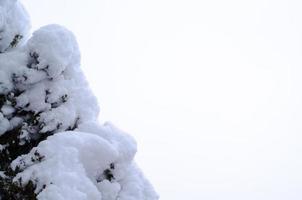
[24,0,302,199]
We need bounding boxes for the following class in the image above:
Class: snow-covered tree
[0,1,158,199]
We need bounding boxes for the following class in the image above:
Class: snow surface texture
[0,1,158,199]
[0,0,30,52]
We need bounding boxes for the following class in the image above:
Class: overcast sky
[24,0,302,199]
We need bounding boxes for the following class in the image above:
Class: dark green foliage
[0,93,42,199]
[103,169,115,182]
[9,34,23,49]
[98,163,116,182]
[0,179,37,200]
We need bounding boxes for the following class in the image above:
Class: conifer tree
[0,1,157,199]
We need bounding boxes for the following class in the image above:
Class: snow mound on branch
[27,24,81,78]
[12,131,118,200]
[12,124,157,200]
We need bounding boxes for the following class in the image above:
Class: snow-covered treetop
[0,1,158,200]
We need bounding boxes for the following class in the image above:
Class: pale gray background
[24,0,302,199]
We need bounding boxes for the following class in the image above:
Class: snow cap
[27,24,81,78]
